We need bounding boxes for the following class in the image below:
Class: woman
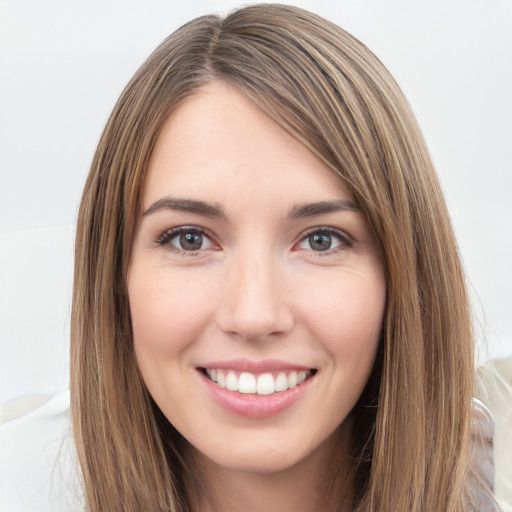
[71,4,494,511]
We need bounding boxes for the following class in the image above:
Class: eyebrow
[143,197,227,218]
[287,200,359,218]
[143,197,359,220]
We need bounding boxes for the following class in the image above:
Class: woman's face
[128,82,386,475]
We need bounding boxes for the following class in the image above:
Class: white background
[1,0,511,404]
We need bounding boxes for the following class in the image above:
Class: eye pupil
[180,232,203,251]
[309,233,332,251]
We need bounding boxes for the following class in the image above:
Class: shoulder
[476,358,512,512]
[0,390,85,511]
[467,397,500,511]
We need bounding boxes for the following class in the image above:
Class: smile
[203,368,315,395]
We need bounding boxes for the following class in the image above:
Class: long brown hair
[71,4,475,510]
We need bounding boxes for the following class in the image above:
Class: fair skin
[127,81,386,512]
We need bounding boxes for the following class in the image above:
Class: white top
[0,391,84,512]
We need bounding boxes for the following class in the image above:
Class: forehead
[143,81,352,211]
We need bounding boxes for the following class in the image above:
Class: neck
[183,423,354,512]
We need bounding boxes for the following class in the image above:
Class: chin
[184,422,346,478]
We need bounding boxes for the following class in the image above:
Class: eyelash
[156,226,353,255]
[295,227,353,255]
[156,226,218,255]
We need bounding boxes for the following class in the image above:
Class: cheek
[127,269,219,420]
[298,268,386,358]
[128,269,216,358]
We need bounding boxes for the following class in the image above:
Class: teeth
[275,372,288,392]
[239,372,257,394]
[226,371,238,391]
[256,373,275,395]
[217,370,226,388]
[205,368,312,395]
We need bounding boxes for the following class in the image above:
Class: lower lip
[200,371,314,419]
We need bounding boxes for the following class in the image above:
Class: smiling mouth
[200,368,317,396]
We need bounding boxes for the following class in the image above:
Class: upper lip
[198,358,314,373]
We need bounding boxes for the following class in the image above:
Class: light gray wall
[1,0,511,403]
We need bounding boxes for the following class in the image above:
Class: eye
[296,228,351,253]
[158,227,216,253]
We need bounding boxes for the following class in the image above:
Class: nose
[215,249,294,341]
